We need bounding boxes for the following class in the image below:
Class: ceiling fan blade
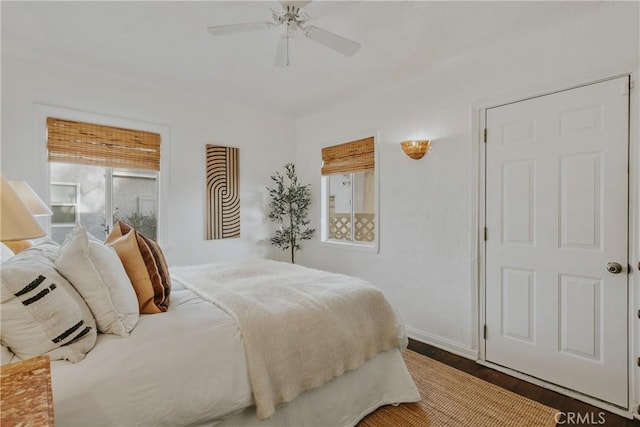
[274,35,292,68]
[303,25,360,57]
[303,1,359,19]
[207,22,275,36]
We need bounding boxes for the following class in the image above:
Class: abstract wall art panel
[205,144,240,239]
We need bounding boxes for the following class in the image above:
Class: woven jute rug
[358,350,558,427]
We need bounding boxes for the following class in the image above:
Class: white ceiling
[2,1,600,116]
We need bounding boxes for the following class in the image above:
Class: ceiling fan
[207,1,361,68]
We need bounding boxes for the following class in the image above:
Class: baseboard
[406,327,478,360]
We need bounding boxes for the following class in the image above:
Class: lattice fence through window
[329,213,375,242]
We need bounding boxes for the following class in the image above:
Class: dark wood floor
[407,339,640,427]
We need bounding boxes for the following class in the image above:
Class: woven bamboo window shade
[321,137,374,176]
[47,117,161,171]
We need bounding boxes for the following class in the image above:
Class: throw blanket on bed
[170,259,403,420]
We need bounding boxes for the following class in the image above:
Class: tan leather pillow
[115,222,171,306]
[106,226,166,314]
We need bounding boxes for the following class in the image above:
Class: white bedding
[50,275,420,426]
[171,259,403,420]
[52,289,253,426]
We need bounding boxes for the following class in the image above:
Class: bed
[1,232,420,426]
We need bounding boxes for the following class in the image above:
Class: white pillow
[1,243,15,263]
[1,344,16,365]
[1,242,97,362]
[56,225,139,336]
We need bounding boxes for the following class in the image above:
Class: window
[47,117,160,243]
[50,183,79,225]
[321,136,378,250]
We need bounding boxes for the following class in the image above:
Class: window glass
[353,170,375,243]
[51,184,77,204]
[51,181,79,226]
[51,205,76,224]
[50,163,105,242]
[328,174,352,241]
[50,163,157,243]
[112,169,157,239]
[325,170,375,245]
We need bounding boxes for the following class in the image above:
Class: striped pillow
[0,241,97,362]
[106,221,170,313]
[115,221,171,303]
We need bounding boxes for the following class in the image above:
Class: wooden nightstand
[1,355,54,426]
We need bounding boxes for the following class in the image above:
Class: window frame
[36,104,170,248]
[320,133,380,253]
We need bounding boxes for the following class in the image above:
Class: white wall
[1,50,296,266]
[295,2,640,357]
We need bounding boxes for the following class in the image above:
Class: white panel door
[485,76,629,407]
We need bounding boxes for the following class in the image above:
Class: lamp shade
[0,175,46,241]
[8,180,53,216]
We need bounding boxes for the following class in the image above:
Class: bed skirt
[212,347,420,427]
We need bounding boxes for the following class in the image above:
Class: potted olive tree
[267,163,315,263]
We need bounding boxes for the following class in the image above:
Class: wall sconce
[401,140,430,160]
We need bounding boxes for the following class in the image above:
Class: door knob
[606,262,623,274]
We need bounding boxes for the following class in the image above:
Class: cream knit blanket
[170,259,403,420]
